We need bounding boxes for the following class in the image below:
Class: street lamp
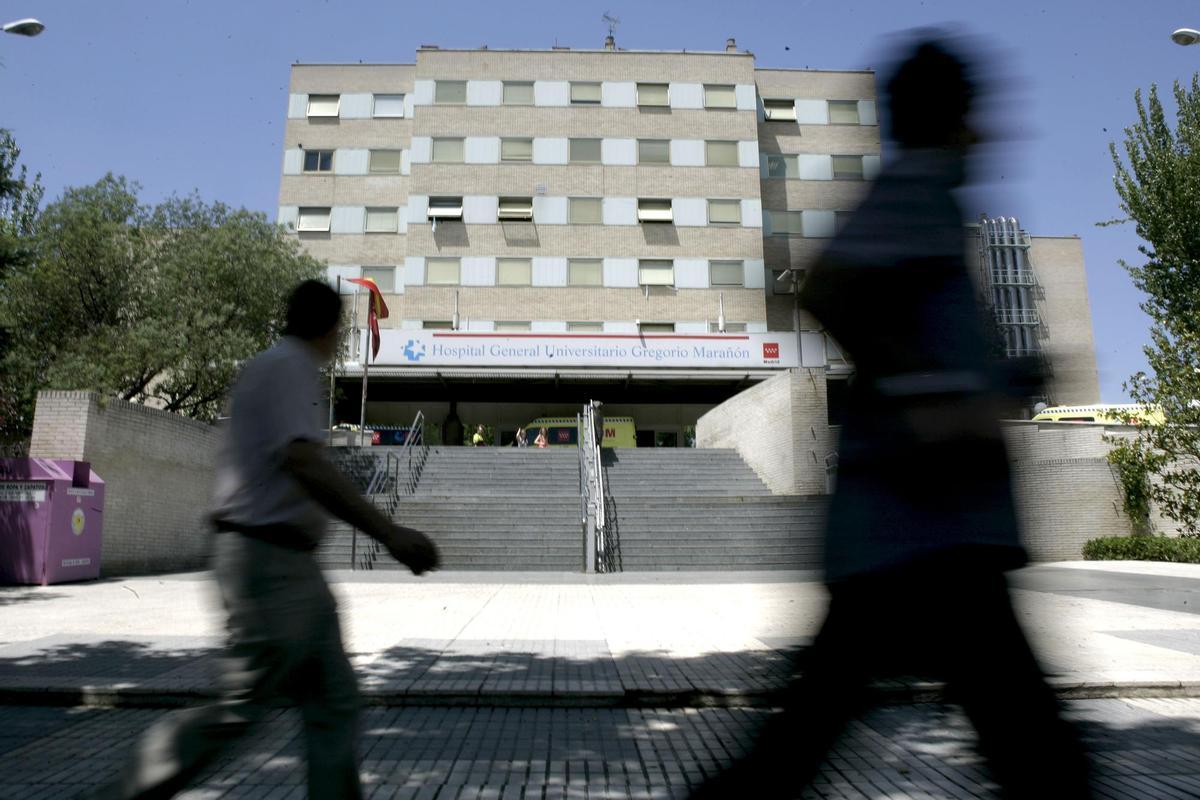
[1,18,44,37]
[1172,27,1200,46]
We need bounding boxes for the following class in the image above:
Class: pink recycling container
[0,458,105,585]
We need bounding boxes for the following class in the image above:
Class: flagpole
[329,276,340,445]
[359,299,369,448]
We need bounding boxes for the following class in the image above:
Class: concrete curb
[6,679,1200,710]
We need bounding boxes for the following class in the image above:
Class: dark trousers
[101,534,363,799]
[691,554,1092,799]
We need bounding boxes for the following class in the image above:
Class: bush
[1082,535,1200,563]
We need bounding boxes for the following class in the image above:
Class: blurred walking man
[691,36,1091,799]
[96,280,439,799]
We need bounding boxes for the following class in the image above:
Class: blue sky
[2,0,1194,402]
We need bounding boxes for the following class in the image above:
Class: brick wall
[28,391,218,576]
[1003,421,1183,560]
[696,369,833,495]
[698,379,1183,561]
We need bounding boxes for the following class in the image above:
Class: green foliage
[0,173,324,447]
[1105,438,1156,535]
[1083,535,1200,563]
[1107,78,1200,536]
[0,129,43,280]
[0,131,45,451]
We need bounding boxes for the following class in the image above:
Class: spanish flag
[345,277,390,361]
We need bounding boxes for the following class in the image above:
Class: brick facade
[28,391,218,576]
[696,370,834,495]
[697,374,1178,562]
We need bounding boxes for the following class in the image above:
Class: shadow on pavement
[0,588,67,606]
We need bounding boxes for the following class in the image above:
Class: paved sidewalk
[3,699,1200,798]
[2,562,1200,707]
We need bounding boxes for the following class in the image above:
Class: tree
[0,130,44,451]
[1107,78,1200,535]
[0,175,324,448]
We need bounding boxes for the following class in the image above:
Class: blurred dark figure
[95,280,440,800]
[690,36,1090,799]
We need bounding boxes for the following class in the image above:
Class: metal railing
[990,269,1038,287]
[578,401,613,572]
[352,410,429,570]
[577,411,591,565]
[995,308,1041,325]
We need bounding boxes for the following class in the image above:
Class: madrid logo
[762,342,780,361]
[403,340,427,362]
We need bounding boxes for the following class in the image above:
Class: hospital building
[277,38,1100,446]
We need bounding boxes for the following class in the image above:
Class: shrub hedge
[1082,535,1200,563]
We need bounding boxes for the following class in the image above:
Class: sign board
[0,482,47,503]
[358,330,799,370]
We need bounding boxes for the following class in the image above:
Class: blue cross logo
[403,340,427,362]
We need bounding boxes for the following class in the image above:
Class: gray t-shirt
[211,336,326,538]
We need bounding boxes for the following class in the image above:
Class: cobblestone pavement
[2,698,1199,799]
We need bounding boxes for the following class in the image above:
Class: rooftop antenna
[602,11,620,49]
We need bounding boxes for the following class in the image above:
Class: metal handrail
[577,412,590,531]
[591,406,608,570]
[578,402,610,572]
[353,411,428,570]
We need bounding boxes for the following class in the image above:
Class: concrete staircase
[316,447,583,571]
[315,446,825,572]
[601,449,825,571]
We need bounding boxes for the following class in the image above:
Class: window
[709,260,744,287]
[361,267,395,293]
[704,84,736,109]
[497,258,532,285]
[567,321,603,332]
[500,138,533,162]
[638,259,674,286]
[296,207,331,232]
[570,82,601,105]
[432,138,464,163]
[569,138,602,163]
[768,210,804,235]
[364,208,399,233]
[772,268,799,295]
[423,320,453,330]
[306,94,339,117]
[638,139,670,164]
[434,81,467,104]
[709,322,747,332]
[708,199,741,225]
[832,155,864,180]
[637,82,669,107]
[828,100,860,124]
[637,198,673,224]
[706,140,739,167]
[569,198,602,224]
[302,149,333,172]
[503,81,534,105]
[766,154,798,178]
[763,99,796,121]
[494,321,532,332]
[427,197,463,221]
[568,259,603,286]
[372,94,405,117]
[368,149,402,173]
[639,322,675,333]
[498,197,533,221]
[426,258,460,285]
